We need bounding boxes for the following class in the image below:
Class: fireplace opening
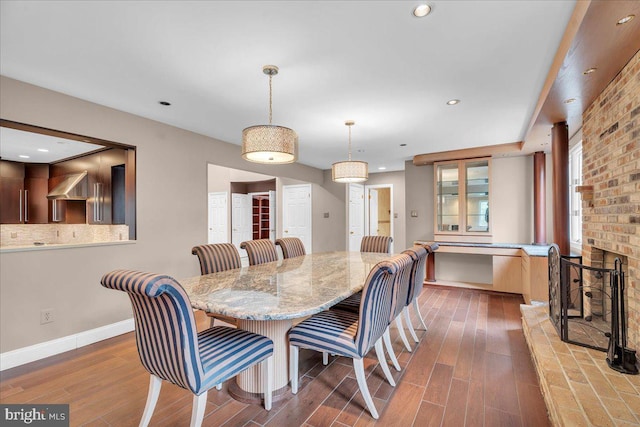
[548,244,638,374]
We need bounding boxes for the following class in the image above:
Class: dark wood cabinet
[0,161,49,224]
[49,148,126,224]
[87,148,126,224]
[0,161,25,224]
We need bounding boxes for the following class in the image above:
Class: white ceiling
[0,1,576,172]
[0,126,103,163]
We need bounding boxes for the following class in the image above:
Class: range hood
[47,171,88,200]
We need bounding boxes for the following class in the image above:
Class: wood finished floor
[0,285,550,427]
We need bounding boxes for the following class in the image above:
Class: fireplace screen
[548,244,638,374]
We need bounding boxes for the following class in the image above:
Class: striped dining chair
[360,235,393,254]
[331,247,414,373]
[275,237,306,259]
[101,270,274,427]
[191,243,242,327]
[192,243,242,275]
[289,254,413,419]
[240,239,278,265]
[402,245,429,340]
[330,236,393,314]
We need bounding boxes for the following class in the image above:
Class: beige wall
[0,76,344,352]
[404,156,537,245]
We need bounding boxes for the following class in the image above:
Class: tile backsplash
[0,224,130,247]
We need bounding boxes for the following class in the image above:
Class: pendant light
[332,120,368,183]
[242,65,298,164]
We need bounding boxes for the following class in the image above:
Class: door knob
[284,230,289,233]
[350,231,354,235]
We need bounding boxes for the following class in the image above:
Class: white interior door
[282,184,312,253]
[208,192,228,244]
[368,188,379,235]
[348,184,365,251]
[231,193,252,254]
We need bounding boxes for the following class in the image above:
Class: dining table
[180,250,391,400]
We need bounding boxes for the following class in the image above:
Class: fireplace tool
[606,259,638,375]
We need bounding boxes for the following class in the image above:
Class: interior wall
[313,171,347,253]
[404,160,434,245]
[0,76,340,353]
[491,156,533,243]
[404,156,537,245]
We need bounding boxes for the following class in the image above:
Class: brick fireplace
[581,50,639,353]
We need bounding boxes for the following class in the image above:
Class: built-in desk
[414,241,550,304]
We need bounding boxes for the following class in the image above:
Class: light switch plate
[411,210,418,217]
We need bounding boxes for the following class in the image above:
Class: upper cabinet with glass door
[434,158,492,243]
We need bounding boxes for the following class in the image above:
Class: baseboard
[0,318,134,371]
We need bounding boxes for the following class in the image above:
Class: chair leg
[403,307,419,343]
[263,356,273,410]
[353,358,379,419]
[290,345,299,394]
[139,374,162,427]
[190,392,207,427]
[374,339,396,386]
[395,316,412,352]
[382,328,401,371]
[413,298,428,330]
[322,351,329,365]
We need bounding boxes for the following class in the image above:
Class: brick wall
[582,50,639,351]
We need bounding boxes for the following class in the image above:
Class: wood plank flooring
[0,285,550,426]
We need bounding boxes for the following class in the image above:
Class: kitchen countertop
[413,240,552,257]
[0,240,136,253]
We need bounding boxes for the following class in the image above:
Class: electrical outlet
[40,308,54,324]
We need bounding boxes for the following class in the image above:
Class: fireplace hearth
[548,244,638,375]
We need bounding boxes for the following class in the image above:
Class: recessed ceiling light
[564,98,577,104]
[378,166,387,170]
[583,67,597,75]
[37,148,49,152]
[158,101,171,106]
[19,155,30,159]
[413,4,432,18]
[446,99,460,105]
[617,14,635,25]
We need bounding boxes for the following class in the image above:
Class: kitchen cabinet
[24,164,49,224]
[434,157,492,243]
[86,148,126,224]
[0,161,49,224]
[0,161,25,223]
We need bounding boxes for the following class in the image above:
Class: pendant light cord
[347,124,352,161]
[268,74,273,125]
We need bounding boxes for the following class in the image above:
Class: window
[569,142,583,248]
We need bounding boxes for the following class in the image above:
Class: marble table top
[180,251,391,321]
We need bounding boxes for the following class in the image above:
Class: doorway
[348,183,393,252]
[208,191,228,244]
[282,184,312,253]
